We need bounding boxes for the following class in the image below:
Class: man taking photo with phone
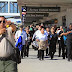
[0,16,17,72]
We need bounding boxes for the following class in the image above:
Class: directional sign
[22,6,60,12]
[22,7,27,12]
[22,7,27,25]
[26,13,49,17]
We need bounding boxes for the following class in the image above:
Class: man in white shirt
[32,26,41,41]
[15,25,27,58]
[32,26,42,58]
[57,26,65,58]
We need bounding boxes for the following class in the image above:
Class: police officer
[0,16,17,72]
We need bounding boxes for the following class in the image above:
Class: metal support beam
[0,0,17,2]
[17,4,19,13]
[11,2,17,8]
[8,1,10,13]
[0,13,20,16]
[0,2,7,11]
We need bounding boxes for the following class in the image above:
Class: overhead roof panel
[17,0,72,5]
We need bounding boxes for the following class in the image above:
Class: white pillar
[8,1,10,13]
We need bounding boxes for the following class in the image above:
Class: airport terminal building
[0,0,72,27]
[17,0,72,27]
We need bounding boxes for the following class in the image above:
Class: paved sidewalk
[18,49,72,72]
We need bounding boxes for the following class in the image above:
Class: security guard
[0,16,17,72]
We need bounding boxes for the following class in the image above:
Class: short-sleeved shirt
[0,27,15,57]
[37,33,48,41]
[32,30,41,40]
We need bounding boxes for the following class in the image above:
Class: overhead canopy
[17,0,72,5]
[17,0,72,25]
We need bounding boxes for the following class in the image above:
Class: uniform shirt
[15,30,27,45]
[0,27,15,57]
[37,33,48,41]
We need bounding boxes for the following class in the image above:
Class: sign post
[22,7,27,25]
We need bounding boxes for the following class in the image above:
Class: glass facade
[0,2,8,13]
[0,1,19,13]
[10,2,19,13]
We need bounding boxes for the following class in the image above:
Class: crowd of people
[15,23,72,61]
[0,16,72,72]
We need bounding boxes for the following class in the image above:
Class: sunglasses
[0,20,5,23]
